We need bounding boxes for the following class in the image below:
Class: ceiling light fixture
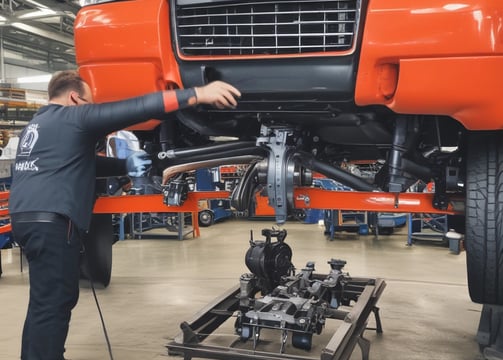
[17,74,52,84]
[18,9,57,19]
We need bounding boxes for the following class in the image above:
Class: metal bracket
[256,126,296,225]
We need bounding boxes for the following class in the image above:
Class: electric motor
[245,228,293,293]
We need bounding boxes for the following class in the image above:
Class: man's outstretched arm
[79,81,241,135]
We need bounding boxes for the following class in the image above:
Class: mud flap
[80,213,113,288]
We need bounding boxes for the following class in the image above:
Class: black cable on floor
[82,241,114,360]
[89,276,115,360]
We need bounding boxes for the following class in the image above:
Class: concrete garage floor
[0,219,484,360]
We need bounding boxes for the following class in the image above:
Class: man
[9,70,241,360]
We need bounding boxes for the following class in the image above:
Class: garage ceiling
[0,0,81,75]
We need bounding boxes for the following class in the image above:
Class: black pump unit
[245,228,293,294]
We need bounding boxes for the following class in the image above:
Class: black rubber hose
[401,158,433,182]
[230,162,259,211]
[163,141,257,159]
[295,152,377,192]
[162,147,268,166]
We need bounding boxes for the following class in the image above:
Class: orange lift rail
[93,191,232,237]
[293,188,464,215]
[0,188,464,239]
[94,189,463,217]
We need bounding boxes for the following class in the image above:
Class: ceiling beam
[4,56,74,72]
[8,22,73,46]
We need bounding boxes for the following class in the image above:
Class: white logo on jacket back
[19,123,39,157]
[15,123,40,172]
[15,158,39,171]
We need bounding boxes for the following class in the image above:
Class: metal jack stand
[167,276,385,360]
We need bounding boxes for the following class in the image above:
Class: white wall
[4,64,50,91]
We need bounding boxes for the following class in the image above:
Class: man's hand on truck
[195,81,241,109]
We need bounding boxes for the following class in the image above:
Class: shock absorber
[388,117,422,192]
[389,119,409,192]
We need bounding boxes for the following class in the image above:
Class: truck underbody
[73,0,503,357]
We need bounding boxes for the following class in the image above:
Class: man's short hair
[48,70,85,100]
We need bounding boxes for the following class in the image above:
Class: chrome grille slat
[177,9,356,18]
[179,32,354,37]
[178,20,354,28]
[181,44,350,49]
[175,0,359,56]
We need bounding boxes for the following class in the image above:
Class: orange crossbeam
[0,189,463,239]
[93,191,230,238]
[293,188,464,215]
[93,189,464,215]
[93,191,231,213]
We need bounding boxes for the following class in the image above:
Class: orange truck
[74,0,503,314]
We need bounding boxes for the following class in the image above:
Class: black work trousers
[11,214,82,360]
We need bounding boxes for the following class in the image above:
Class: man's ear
[69,91,78,105]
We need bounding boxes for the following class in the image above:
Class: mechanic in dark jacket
[9,70,240,360]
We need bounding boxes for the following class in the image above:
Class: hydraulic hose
[295,152,377,192]
[161,147,268,166]
[159,141,257,159]
[230,162,260,211]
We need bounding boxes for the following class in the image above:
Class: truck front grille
[175,0,359,56]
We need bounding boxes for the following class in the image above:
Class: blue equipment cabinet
[195,168,233,227]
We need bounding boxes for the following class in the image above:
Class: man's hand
[194,81,241,109]
[126,150,152,177]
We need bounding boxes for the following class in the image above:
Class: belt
[11,211,67,223]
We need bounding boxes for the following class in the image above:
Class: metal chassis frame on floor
[166,276,386,360]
